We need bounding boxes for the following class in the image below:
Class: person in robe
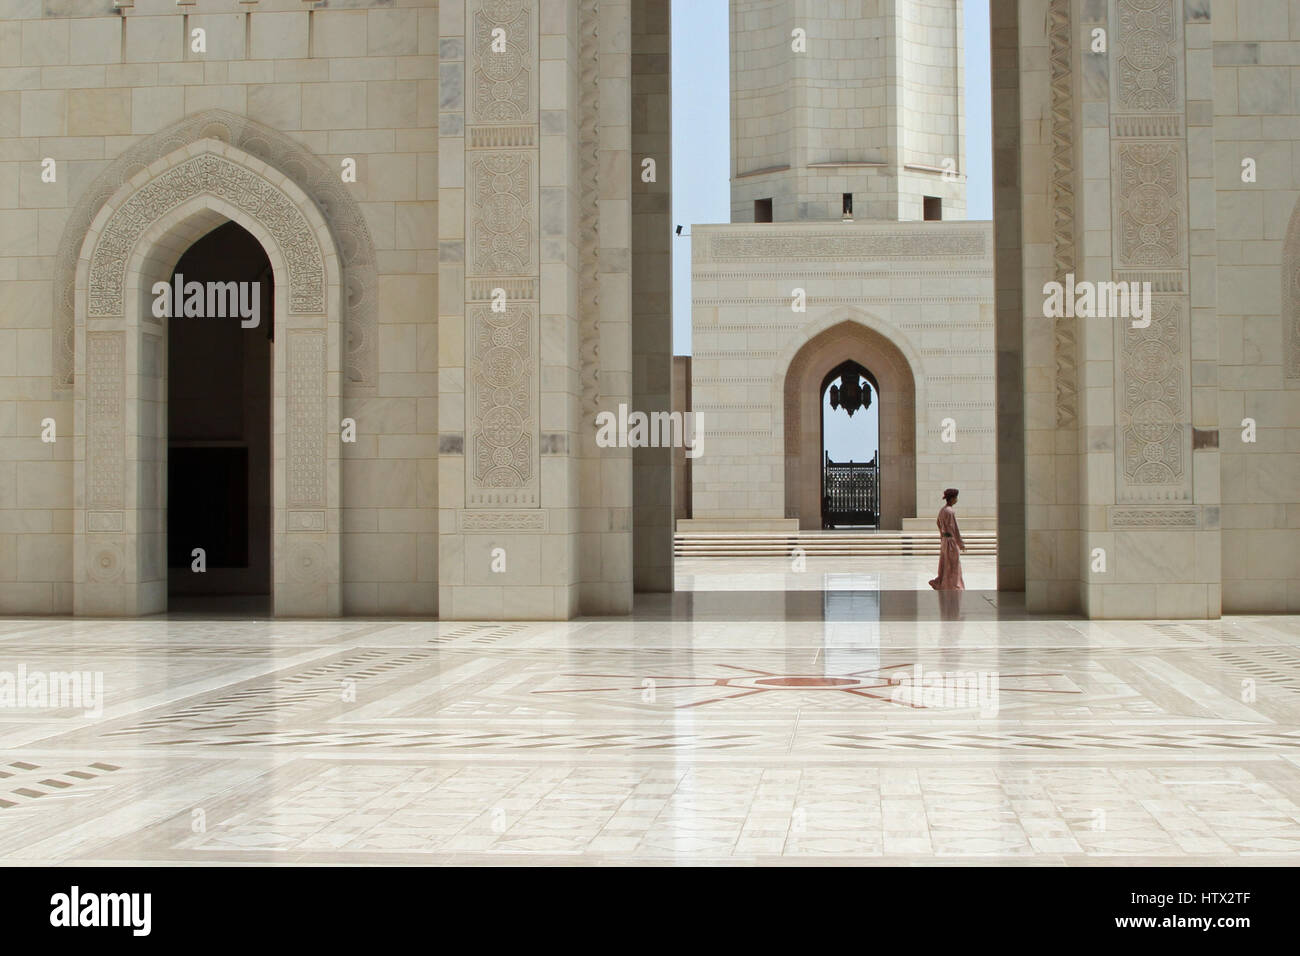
[929,488,966,591]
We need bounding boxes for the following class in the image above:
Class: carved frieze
[706,232,986,262]
[1110,506,1199,528]
[459,510,547,532]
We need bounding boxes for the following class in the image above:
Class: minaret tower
[729,0,968,223]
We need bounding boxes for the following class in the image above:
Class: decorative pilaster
[465,0,540,510]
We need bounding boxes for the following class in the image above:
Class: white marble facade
[689,0,1300,619]
[689,1,994,533]
[995,0,1300,618]
[0,0,1296,622]
[685,219,997,531]
[0,0,673,620]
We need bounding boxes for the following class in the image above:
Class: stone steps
[674,531,998,558]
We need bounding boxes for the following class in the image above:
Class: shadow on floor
[159,594,273,619]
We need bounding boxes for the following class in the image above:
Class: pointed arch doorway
[820,359,880,528]
[72,140,342,617]
[783,320,918,531]
[166,221,274,610]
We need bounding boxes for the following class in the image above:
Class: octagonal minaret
[729,0,968,223]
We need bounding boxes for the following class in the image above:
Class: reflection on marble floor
[1,563,1299,864]
[676,555,999,592]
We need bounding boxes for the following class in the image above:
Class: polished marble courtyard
[1,557,1298,865]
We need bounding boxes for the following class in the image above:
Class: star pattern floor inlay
[1,557,1298,865]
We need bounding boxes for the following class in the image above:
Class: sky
[669,0,993,461]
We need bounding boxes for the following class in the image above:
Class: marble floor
[676,555,999,592]
[1,556,1298,865]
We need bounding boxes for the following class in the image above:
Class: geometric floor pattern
[2,557,1299,864]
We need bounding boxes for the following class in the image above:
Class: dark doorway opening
[820,359,880,528]
[167,221,273,613]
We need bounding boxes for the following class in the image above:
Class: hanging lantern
[840,374,865,417]
[825,363,873,418]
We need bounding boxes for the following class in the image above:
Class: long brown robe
[928,504,965,590]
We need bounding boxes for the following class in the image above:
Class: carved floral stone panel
[462,0,541,510]
[469,151,537,277]
[86,331,125,512]
[467,302,538,507]
[1114,142,1186,270]
[1117,297,1189,495]
[1109,0,1192,500]
[1115,0,1182,113]
[286,330,327,510]
[469,0,536,125]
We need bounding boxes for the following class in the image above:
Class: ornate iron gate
[822,451,879,527]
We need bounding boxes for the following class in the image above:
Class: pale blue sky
[670,0,993,461]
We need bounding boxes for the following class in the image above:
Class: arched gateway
[73,139,342,616]
[780,318,919,531]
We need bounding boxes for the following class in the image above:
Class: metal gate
[822,451,879,527]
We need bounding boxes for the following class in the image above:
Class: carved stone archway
[53,109,377,392]
[73,139,342,616]
[780,317,919,530]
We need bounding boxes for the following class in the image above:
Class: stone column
[991,0,1027,594]
[1016,0,1078,612]
[631,0,674,593]
[577,0,635,614]
[438,0,553,618]
[1073,0,1220,618]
